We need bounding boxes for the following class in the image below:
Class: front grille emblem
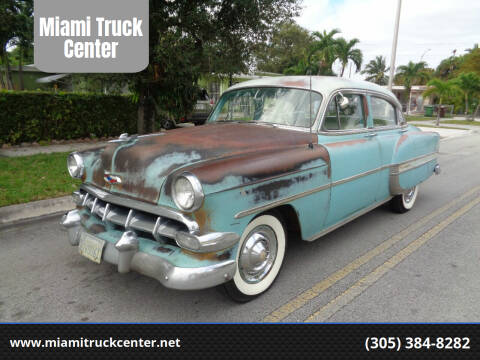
[104,173,122,184]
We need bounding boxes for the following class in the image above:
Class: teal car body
[62,76,440,299]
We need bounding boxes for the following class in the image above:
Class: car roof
[227,75,397,102]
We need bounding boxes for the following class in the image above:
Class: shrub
[0,91,137,145]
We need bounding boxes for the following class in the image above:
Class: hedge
[0,91,138,145]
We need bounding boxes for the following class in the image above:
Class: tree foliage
[82,0,301,133]
[395,61,430,93]
[361,56,389,85]
[423,78,462,124]
[452,72,480,117]
[459,48,480,75]
[334,37,362,77]
[255,22,312,74]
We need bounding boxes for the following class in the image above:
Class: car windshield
[208,87,322,128]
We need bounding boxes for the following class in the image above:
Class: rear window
[371,97,396,127]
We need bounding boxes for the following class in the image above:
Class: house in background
[388,85,431,113]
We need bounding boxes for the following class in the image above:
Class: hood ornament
[104,173,122,184]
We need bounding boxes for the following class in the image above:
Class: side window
[323,94,366,130]
[371,97,396,127]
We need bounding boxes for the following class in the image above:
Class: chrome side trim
[389,154,437,195]
[306,196,393,242]
[80,184,199,233]
[390,153,437,175]
[234,153,437,219]
[331,164,390,187]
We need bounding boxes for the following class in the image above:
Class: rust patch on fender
[189,144,330,185]
[193,207,211,232]
[396,131,433,150]
[325,139,368,148]
[155,246,173,254]
[396,134,409,150]
[247,173,315,203]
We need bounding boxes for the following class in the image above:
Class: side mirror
[336,92,350,110]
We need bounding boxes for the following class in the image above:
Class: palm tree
[309,29,341,75]
[283,55,318,75]
[334,37,362,77]
[465,43,479,54]
[396,61,430,114]
[423,78,462,125]
[361,56,389,85]
[453,72,480,119]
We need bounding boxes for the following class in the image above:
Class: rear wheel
[224,214,286,302]
[391,185,419,213]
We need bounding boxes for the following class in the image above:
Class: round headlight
[67,152,84,179]
[172,173,204,211]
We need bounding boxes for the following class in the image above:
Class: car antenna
[308,71,314,149]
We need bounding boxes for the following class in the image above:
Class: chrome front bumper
[61,210,237,290]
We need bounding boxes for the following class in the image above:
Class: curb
[0,196,75,225]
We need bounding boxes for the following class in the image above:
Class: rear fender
[390,129,440,194]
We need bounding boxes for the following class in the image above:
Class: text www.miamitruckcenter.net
[10,337,181,349]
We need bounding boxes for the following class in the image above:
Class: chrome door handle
[364,133,377,138]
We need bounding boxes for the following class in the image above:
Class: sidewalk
[408,120,479,140]
[416,127,473,139]
[0,140,110,158]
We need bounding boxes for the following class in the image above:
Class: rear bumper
[61,210,236,290]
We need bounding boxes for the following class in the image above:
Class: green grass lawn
[406,115,434,122]
[0,152,81,207]
[442,120,480,126]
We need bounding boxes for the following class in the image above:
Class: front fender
[158,144,331,235]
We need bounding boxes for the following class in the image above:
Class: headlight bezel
[172,172,204,212]
[67,152,85,179]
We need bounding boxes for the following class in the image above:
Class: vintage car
[61,76,440,302]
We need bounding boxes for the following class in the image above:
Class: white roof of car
[227,75,396,99]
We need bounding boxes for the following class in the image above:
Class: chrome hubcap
[404,187,416,204]
[239,225,277,284]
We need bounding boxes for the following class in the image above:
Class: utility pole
[388,0,402,91]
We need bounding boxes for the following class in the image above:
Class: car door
[318,91,382,227]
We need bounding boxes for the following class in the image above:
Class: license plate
[79,232,106,264]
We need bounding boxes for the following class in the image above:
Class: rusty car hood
[89,123,319,204]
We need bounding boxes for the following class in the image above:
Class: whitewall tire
[391,185,419,213]
[224,214,286,302]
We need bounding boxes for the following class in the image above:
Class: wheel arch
[252,204,303,243]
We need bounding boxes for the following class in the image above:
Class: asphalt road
[1,131,480,323]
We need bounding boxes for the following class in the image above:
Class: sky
[295,0,479,79]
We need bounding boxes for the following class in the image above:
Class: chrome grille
[76,189,188,240]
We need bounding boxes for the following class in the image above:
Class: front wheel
[223,214,286,302]
[391,185,419,213]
